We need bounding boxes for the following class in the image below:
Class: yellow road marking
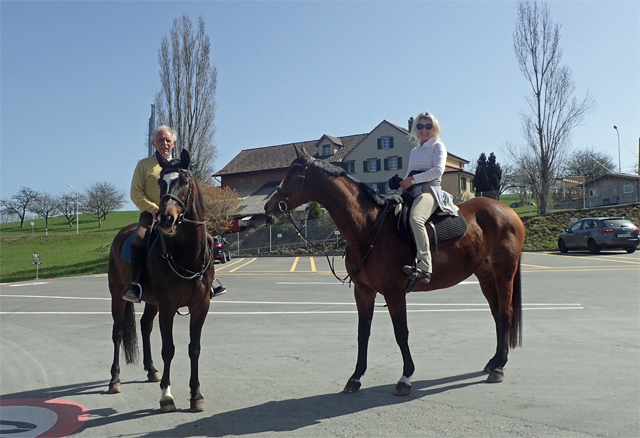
[310,257,316,272]
[290,257,299,272]
[229,258,257,272]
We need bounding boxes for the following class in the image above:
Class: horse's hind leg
[108,300,125,394]
[188,300,210,412]
[140,303,161,382]
[384,291,415,396]
[475,262,518,383]
[343,282,376,394]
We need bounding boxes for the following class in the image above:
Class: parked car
[212,235,231,263]
[558,217,639,254]
[509,201,536,208]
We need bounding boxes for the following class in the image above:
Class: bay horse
[264,146,525,395]
[107,149,214,412]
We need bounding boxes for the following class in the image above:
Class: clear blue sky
[2,1,638,211]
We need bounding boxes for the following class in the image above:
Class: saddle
[386,192,467,257]
[120,227,160,263]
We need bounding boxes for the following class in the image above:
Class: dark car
[558,217,639,254]
[212,235,231,263]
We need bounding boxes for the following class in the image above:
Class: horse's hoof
[190,398,205,412]
[343,379,361,393]
[393,381,411,396]
[108,382,122,394]
[147,371,161,382]
[487,369,504,383]
[160,397,176,412]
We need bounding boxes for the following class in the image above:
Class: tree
[472,153,502,199]
[199,183,240,236]
[30,193,61,229]
[563,147,615,179]
[155,15,218,182]
[0,187,40,228]
[307,202,323,220]
[81,182,125,227]
[513,1,595,213]
[59,193,78,228]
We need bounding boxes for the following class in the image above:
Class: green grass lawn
[0,211,139,283]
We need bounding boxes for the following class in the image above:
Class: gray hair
[152,125,177,142]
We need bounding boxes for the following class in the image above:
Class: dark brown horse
[264,146,525,395]
[107,149,214,412]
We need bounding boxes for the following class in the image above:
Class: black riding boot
[122,245,145,303]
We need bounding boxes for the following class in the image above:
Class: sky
[2,0,638,212]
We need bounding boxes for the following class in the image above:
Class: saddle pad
[121,232,159,263]
[429,213,467,243]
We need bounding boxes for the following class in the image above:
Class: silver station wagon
[558,217,639,254]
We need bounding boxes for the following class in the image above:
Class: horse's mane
[310,158,387,208]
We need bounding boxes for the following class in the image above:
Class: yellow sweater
[130,155,164,213]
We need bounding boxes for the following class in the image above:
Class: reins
[158,169,212,282]
[278,159,393,308]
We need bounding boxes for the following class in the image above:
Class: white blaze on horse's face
[162,172,180,197]
[266,180,284,205]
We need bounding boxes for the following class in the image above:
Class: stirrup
[402,264,430,283]
[122,282,142,303]
[211,285,226,298]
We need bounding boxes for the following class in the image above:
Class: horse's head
[156,149,194,234]
[264,145,315,218]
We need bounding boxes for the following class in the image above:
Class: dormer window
[322,144,332,156]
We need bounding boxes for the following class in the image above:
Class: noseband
[276,158,315,212]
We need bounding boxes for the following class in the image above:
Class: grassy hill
[0,211,139,283]
[1,201,638,283]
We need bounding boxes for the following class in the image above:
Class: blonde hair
[409,112,441,144]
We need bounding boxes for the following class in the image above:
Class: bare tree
[155,15,217,182]
[59,193,78,228]
[199,183,240,236]
[563,147,615,179]
[30,193,61,229]
[513,1,595,213]
[81,182,125,227]
[0,187,40,228]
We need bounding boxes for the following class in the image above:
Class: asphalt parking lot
[1,252,639,437]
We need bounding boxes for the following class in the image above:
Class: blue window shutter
[389,137,394,148]
[376,159,381,171]
[384,159,389,170]
[397,156,403,169]
[341,163,349,172]
[377,183,385,193]
[363,160,368,172]
[377,138,382,149]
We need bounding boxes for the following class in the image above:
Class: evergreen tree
[487,153,502,196]
[473,152,502,199]
[473,153,490,194]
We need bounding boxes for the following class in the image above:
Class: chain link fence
[224,216,346,257]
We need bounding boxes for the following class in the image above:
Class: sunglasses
[416,123,433,131]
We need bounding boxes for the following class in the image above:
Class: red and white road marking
[0,398,87,438]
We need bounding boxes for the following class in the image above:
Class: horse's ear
[293,144,300,159]
[179,148,190,169]
[300,146,309,158]
[156,151,171,169]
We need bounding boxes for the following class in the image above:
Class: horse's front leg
[188,298,210,412]
[343,282,376,393]
[158,309,176,412]
[385,292,414,396]
[140,303,161,382]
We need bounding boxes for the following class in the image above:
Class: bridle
[157,168,211,281]
[275,158,315,213]
[274,157,391,307]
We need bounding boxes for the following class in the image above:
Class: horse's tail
[122,301,139,364]
[509,255,523,349]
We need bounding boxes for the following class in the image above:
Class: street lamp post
[67,185,79,234]
[613,125,621,173]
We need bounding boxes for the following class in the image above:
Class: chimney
[408,117,414,132]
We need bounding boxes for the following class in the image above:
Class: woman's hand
[399,178,414,190]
